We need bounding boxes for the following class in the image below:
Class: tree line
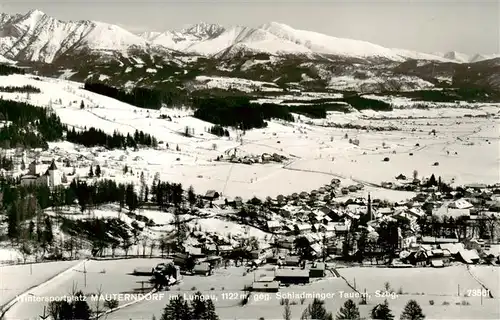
[192,95,393,130]
[44,290,222,320]
[159,293,219,320]
[66,127,158,150]
[0,85,40,93]
[208,125,230,137]
[342,95,393,111]
[0,64,24,76]
[395,88,499,103]
[192,96,293,130]
[84,81,164,109]
[158,294,425,320]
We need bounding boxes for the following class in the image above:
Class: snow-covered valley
[0,74,498,199]
[0,73,499,320]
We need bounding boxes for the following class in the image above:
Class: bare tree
[111,242,118,258]
[141,237,148,258]
[159,236,167,258]
[121,238,132,258]
[283,298,291,320]
[19,241,32,264]
[149,239,157,258]
[94,285,105,319]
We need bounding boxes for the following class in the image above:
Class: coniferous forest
[1,176,140,243]
[84,81,164,109]
[0,85,41,93]
[191,95,392,129]
[192,96,294,130]
[66,127,158,149]
[209,125,230,137]
[0,99,159,150]
[0,64,25,76]
[0,99,66,149]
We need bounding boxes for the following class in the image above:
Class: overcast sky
[0,0,498,55]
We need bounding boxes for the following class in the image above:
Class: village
[135,178,500,293]
[3,144,499,293]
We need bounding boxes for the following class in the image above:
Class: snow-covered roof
[310,243,322,254]
[439,243,465,255]
[275,269,309,278]
[449,199,473,209]
[267,220,280,228]
[458,249,480,263]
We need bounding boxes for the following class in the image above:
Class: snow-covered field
[335,266,500,320]
[0,74,498,203]
[4,260,499,319]
[468,266,500,297]
[3,259,163,319]
[0,260,81,306]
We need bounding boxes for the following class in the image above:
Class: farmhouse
[294,223,311,234]
[458,249,480,264]
[439,243,465,255]
[193,262,212,276]
[427,249,452,267]
[283,256,301,267]
[275,269,310,285]
[252,276,279,292]
[204,190,220,201]
[309,262,326,278]
[267,220,281,232]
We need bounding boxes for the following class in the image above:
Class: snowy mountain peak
[139,31,162,41]
[0,9,146,63]
[259,21,293,30]
[16,8,52,28]
[181,22,226,39]
[443,51,471,63]
[258,21,297,34]
[25,9,46,17]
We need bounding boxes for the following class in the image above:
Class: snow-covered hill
[1,9,496,64]
[0,72,498,197]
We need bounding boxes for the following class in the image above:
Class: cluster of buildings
[20,159,65,189]
[206,176,500,269]
[217,152,288,165]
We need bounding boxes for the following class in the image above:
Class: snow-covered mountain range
[433,51,500,64]
[0,9,498,64]
[0,9,148,63]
